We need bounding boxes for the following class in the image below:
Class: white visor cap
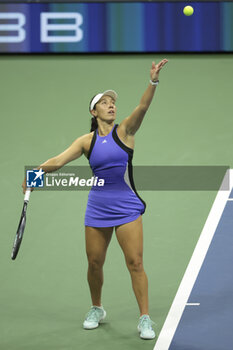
[89,90,118,112]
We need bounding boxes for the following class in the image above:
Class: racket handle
[24,189,31,202]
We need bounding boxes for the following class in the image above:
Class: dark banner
[0,2,233,53]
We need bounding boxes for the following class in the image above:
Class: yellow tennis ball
[183,6,194,16]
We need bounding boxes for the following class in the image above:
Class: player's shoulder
[76,131,94,150]
[81,131,94,142]
[74,131,94,142]
[77,132,94,157]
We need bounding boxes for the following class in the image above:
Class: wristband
[150,79,159,86]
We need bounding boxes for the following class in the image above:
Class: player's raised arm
[120,59,168,136]
[22,133,89,193]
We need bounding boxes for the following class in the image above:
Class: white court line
[186,303,200,306]
[153,169,233,350]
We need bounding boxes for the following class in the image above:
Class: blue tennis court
[154,170,233,350]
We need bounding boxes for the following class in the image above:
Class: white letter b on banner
[0,13,26,43]
[41,12,83,43]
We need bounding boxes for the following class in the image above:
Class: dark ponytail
[89,94,98,132]
[90,116,98,132]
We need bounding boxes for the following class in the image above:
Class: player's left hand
[150,59,168,82]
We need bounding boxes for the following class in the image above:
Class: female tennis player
[22,59,168,340]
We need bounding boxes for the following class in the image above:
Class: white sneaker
[83,306,106,329]
[137,315,156,339]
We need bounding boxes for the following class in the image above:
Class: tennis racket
[11,189,31,260]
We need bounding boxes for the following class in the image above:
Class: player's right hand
[22,177,34,194]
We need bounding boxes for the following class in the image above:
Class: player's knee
[126,257,143,273]
[88,257,104,271]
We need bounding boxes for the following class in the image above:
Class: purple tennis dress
[85,124,146,227]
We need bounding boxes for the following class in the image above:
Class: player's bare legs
[115,216,148,316]
[85,226,113,306]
